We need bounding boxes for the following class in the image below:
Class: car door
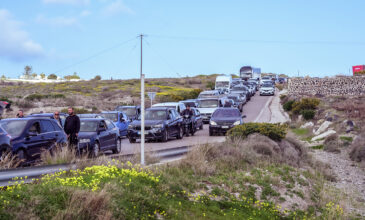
[24,120,48,159]
[195,109,202,128]
[166,110,176,135]
[98,120,110,150]
[40,120,58,151]
[119,112,128,136]
[171,109,180,135]
[105,119,117,149]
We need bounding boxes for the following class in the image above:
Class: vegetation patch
[227,123,288,141]
[25,93,65,101]
[311,145,324,150]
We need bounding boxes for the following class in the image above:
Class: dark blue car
[0,125,11,157]
[100,111,129,137]
[27,112,67,127]
[0,118,67,162]
[115,106,141,122]
[77,118,121,157]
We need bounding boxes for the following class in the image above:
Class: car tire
[129,138,136,143]
[162,129,168,142]
[91,142,100,158]
[176,126,183,139]
[112,138,122,154]
[199,123,203,130]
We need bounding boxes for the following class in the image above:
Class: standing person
[16,110,24,118]
[53,111,63,127]
[64,107,80,146]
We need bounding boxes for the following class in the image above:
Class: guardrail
[0,146,191,187]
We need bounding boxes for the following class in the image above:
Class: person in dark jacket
[223,100,232,107]
[64,107,80,146]
[16,110,24,118]
[180,105,193,117]
[53,111,63,127]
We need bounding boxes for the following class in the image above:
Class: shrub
[349,133,365,162]
[283,100,295,112]
[227,122,288,141]
[0,96,12,104]
[301,109,315,120]
[206,81,215,90]
[61,107,90,114]
[25,93,65,101]
[279,94,287,101]
[292,98,320,114]
[323,134,341,153]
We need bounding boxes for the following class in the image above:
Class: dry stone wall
[288,76,365,96]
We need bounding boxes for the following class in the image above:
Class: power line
[53,37,137,74]
[148,34,365,46]
[144,38,182,78]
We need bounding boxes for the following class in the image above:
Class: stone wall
[288,76,365,96]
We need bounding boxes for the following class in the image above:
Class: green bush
[0,96,12,104]
[292,98,320,114]
[25,93,65,101]
[206,81,215,90]
[157,89,202,102]
[60,107,90,114]
[279,94,287,101]
[301,109,315,120]
[227,122,288,141]
[283,100,295,112]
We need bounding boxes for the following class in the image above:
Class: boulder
[312,130,336,141]
[300,122,314,129]
[314,121,332,135]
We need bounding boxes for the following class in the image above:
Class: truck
[239,66,261,81]
[215,75,232,93]
[353,65,365,75]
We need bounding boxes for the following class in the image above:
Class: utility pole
[140,34,145,165]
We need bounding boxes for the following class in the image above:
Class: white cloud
[0,9,44,61]
[36,14,79,27]
[80,10,91,17]
[42,0,90,5]
[102,0,134,16]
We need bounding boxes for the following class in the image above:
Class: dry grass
[0,151,22,170]
[53,189,112,220]
[41,145,78,165]
[323,134,342,154]
[349,133,365,162]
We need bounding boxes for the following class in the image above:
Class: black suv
[0,118,67,162]
[128,107,184,143]
[115,106,141,122]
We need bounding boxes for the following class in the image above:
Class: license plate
[137,131,149,135]
[222,126,229,129]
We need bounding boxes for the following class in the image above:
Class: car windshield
[0,120,27,137]
[213,109,240,118]
[262,84,273,88]
[232,86,247,91]
[199,93,216,98]
[141,110,167,120]
[119,107,136,117]
[80,121,98,132]
[100,113,118,122]
[215,81,229,88]
[199,100,218,108]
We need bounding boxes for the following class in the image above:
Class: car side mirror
[27,131,38,137]
[242,115,247,118]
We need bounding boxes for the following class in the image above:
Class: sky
[0,0,364,79]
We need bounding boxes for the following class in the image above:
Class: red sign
[353,65,365,75]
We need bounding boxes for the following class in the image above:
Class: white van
[215,75,232,93]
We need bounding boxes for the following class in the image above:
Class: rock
[314,121,333,135]
[333,115,339,121]
[298,115,303,122]
[312,130,336,141]
[346,126,354,133]
[346,120,355,127]
[300,122,314,129]
[326,117,333,122]
[317,119,325,125]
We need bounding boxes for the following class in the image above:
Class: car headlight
[210,121,217,126]
[153,124,163,128]
[233,120,241,126]
[79,139,91,143]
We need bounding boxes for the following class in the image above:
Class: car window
[100,121,107,129]
[41,120,55,132]
[168,110,174,120]
[196,109,200,116]
[0,120,28,137]
[29,122,41,134]
[105,119,115,129]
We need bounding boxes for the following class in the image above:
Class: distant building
[352,65,365,75]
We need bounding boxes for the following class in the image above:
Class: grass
[311,145,324,150]
[339,136,353,143]
[0,136,347,219]
[291,128,310,136]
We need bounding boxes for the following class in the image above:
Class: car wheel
[129,138,136,143]
[176,126,183,139]
[113,138,121,154]
[199,123,203,130]
[92,142,100,158]
[162,129,168,142]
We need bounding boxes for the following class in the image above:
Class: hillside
[0,75,217,117]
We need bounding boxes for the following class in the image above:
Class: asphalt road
[120,92,273,155]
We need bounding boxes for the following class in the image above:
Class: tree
[94,75,101,80]
[31,73,37,79]
[64,72,80,80]
[24,65,32,78]
[0,75,6,80]
[48,74,57,80]
[40,73,46,79]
